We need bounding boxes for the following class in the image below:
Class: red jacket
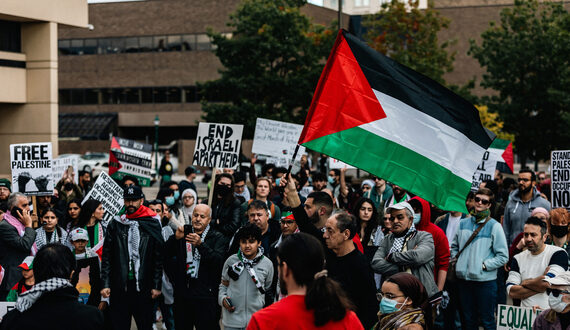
[410,197,450,281]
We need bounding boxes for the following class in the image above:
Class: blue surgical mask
[379,297,406,314]
[165,196,175,206]
[275,178,281,187]
[173,190,180,200]
[328,176,335,184]
[413,213,421,225]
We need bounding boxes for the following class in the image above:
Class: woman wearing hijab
[179,188,197,225]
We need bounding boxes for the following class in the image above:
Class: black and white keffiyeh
[16,277,72,312]
[227,247,266,294]
[116,215,141,291]
[186,224,210,278]
[389,223,417,254]
[35,227,66,249]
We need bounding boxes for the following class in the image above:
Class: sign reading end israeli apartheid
[496,304,541,330]
[192,122,243,169]
[10,143,54,196]
[109,137,152,187]
[471,150,499,191]
[82,171,124,226]
[252,118,305,161]
[552,150,570,209]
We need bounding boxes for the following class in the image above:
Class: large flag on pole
[298,30,495,213]
[489,138,514,174]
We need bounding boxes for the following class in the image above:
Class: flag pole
[285,145,300,178]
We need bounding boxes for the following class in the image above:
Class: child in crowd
[6,256,34,302]
[69,228,106,308]
[219,223,274,330]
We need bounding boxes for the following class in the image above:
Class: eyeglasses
[280,220,295,226]
[547,288,570,297]
[377,292,405,301]
[474,197,490,205]
[183,195,194,200]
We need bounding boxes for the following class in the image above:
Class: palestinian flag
[299,30,495,212]
[489,138,514,174]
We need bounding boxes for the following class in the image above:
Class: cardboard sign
[552,150,570,209]
[471,150,499,191]
[496,304,541,330]
[192,122,243,169]
[10,142,54,196]
[251,118,305,160]
[109,137,152,187]
[329,157,355,169]
[52,155,80,184]
[0,302,16,322]
[82,172,124,225]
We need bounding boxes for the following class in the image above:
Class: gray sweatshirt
[503,188,551,244]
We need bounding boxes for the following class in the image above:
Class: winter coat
[0,219,36,293]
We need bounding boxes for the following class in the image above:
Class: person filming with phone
[0,192,38,300]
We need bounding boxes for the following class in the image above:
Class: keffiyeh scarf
[227,247,266,294]
[16,277,72,312]
[35,227,64,249]
[389,223,417,254]
[116,215,141,291]
[186,224,210,278]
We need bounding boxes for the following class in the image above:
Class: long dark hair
[386,272,432,329]
[278,233,354,326]
[75,199,102,229]
[214,173,236,207]
[353,197,380,246]
[39,207,63,238]
[64,198,82,229]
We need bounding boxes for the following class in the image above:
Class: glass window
[141,88,153,103]
[125,37,139,53]
[109,38,125,54]
[98,38,111,54]
[102,89,118,104]
[71,89,84,104]
[139,36,153,52]
[167,35,181,51]
[0,20,21,53]
[124,88,140,104]
[182,35,195,51]
[153,87,168,103]
[154,36,167,52]
[58,40,71,55]
[85,89,99,104]
[196,34,211,51]
[84,39,98,55]
[70,39,84,55]
[184,86,198,103]
[167,87,182,103]
[59,89,72,105]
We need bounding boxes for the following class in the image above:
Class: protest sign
[251,118,305,160]
[329,157,355,170]
[82,171,124,225]
[496,304,541,330]
[192,122,243,169]
[108,137,152,187]
[552,150,570,209]
[52,155,80,184]
[470,150,499,191]
[10,142,54,196]
[0,302,15,322]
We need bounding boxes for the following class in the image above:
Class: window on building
[153,87,168,103]
[125,37,139,53]
[139,36,153,52]
[167,35,182,51]
[182,35,195,50]
[196,34,211,51]
[70,40,84,55]
[0,20,21,53]
[84,39,98,55]
[85,89,100,104]
[154,36,167,52]
[124,88,140,103]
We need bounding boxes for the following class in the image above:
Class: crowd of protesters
[0,152,568,330]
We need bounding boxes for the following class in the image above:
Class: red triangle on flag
[502,142,514,173]
[298,30,386,145]
[108,151,122,175]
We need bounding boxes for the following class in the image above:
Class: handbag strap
[455,216,491,259]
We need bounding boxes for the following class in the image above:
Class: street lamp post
[154,115,160,181]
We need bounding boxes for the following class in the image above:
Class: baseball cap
[124,185,144,200]
[544,272,570,286]
[386,201,414,216]
[280,212,295,221]
[0,178,11,191]
[70,228,89,242]
[18,256,34,271]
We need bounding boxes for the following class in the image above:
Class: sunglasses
[474,197,490,205]
[547,288,570,297]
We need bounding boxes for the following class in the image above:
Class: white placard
[329,157,355,169]
[470,150,499,191]
[192,122,243,169]
[251,118,305,160]
[0,302,16,322]
[52,155,80,184]
[552,150,570,209]
[10,142,54,196]
[82,171,124,225]
[496,304,541,330]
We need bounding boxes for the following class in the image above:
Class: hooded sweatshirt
[503,187,551,244]
[410,197,450,280]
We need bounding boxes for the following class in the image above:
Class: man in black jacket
[0,243,103,330]
[100,185,164,330]
[167,204,229,330]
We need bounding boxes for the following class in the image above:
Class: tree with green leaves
[469,0,570,165]
[198,0,335,137]
[363,0,455,85]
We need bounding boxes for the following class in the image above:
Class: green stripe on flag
[490,138,510,150]
[303,127,470,213]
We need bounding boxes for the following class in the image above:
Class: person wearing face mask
[375,272,432,330]
[408,197,450,292]
[549,209,570,261]
[533,273,570,329]
[157,187,184,232]
[206,173,242,238]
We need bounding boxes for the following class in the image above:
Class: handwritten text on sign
[251,118,305,160]
[192,123,243,169]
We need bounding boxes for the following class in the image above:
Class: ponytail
[305,275,354,326]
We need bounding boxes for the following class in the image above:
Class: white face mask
[548,292,569,313]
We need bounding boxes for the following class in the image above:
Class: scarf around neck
[470,208,491,223]
[228,247,266,294]
[186,224,210,278]
[35,226,63,249]
[390,223,417,254]
[15,277,72,312]
[4,211,38,255]
[115,214,141,291]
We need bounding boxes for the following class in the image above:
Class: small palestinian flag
[489,138,514,174]
[299,30,495,213]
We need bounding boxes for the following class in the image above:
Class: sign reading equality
[496,304,541,330]
[192,122,243,169]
